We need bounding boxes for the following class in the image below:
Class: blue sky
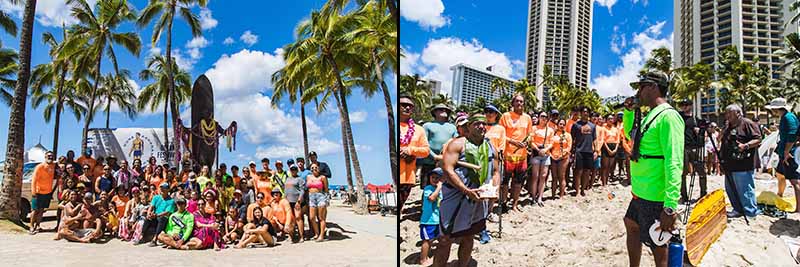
[0,0,394,186]
[400,0,673,99]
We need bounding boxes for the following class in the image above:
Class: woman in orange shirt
[550,119,572,198]
[601,115,621,187]
[529,111,554,206]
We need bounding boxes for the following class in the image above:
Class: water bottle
[668,235,684,267]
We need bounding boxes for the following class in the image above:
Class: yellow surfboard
[685,189,728,266]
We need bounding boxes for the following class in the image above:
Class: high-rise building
[450,63,515,106]
[674,0,798,116]
[525,0,593,107]
[420,78,446,97]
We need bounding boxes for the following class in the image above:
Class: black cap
[550,109,559,115]
[261,158,269,163]
[287,159,295,165]
[630,71,669,91]
[679,99,693,106]
[309,151,317,157]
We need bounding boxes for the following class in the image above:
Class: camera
[697,118,712,129]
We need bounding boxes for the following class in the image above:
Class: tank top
[99,176,114,193]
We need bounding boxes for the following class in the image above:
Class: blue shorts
[594,158,601,169]
[420,224,439,240]
[133,150,142,157]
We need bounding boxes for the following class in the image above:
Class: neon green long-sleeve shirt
[623,103,684,209]
[165,210,195,242]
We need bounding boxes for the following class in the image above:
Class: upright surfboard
[191,74,216,168]
[686,189,728,266]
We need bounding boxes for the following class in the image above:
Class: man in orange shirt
[499,94,533,212]
[76,150,97,176]
[399,95,430,213]
[30,151,56,235]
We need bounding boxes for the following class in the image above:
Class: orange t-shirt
[254,177,273,203]
[399,121,429,185]
[31,163,55,195]
[149,175,163,192]
[111,195,129,216]
[233,175,241,188]
[246,202,269,223]
[529,124,554,152]
[603,125,621,144]
[565,119,577,134]
[499,111,534,162]
[484,124,506,154]
[550,131,573,160]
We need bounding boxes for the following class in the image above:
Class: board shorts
[503,159,528,184]
[32,193,52,210]
[420,224,439,240]
[448,219,486,238]
[624,197,665,248]
[575,152,595,170]
[309,192,328,208]
[133,150,142,157]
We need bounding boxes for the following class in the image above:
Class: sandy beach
[0,199,397,267]
[400,172,800,266]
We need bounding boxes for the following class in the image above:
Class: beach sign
[685,189,727,266]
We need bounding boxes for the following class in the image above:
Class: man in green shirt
[622,71,684,267]
[157,197,194,249]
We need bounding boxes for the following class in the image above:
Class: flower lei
[401,118,415,145]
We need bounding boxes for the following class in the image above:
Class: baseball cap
[234,189,242,196]
[275,160,283,165]
[160,182,169,188]
[271,187,282,195]
[430,167,443,177]
[289,164,298,170]
[175,197,187,205]
[248,161,256,166]
[287,159,295,165]
[630,71,669,91]
[309,151,318,157]
[550,109,559,115]
[455,114,469,126]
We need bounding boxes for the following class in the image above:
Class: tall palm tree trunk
[327,56,368,214]
[164,98,168,155]
[387,0,398,24]
[81,52,103,154]
[371,50,398,185]
[299,88,310,160]
[165,9,178,165]
[0,0,36,221]
[52,68,67,156]
[335,95,354,191]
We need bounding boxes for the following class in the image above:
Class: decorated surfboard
[191,74,218,168]
[686,189,728,266]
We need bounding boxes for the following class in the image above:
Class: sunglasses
[256,196,264,199]
[399,103,414,108]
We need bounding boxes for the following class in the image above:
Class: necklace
[401,118,415,145]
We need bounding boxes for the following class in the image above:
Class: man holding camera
[719,104,761,218]
[622,71,684,267]
[678,100,708,204]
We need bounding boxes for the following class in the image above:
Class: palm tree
[641,47,673,78]
[30,27,76,156]
[138,55,192,148]
[399,73,432,120]
[0,46,18,107]
[671,63,713,104]
[289,8,371,214]
[137,0,206,160]
[62,0,141,154]
[788,1,800,26]
[0,0,34,222]
[490,77,511,96]
[97,71,137,128]
[348,1,398,185]
[513,78,538,111]
[776,32,800,70]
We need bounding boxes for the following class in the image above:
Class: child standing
[419,168,443,266]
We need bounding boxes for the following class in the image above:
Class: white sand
[400,173,799,266]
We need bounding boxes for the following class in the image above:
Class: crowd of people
[400,70,800,267]
[28,148,338,250]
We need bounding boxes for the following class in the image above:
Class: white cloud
[0,0,97,27]
[349,110,367,123]
[185,36,210,60]
[255,138,371,160]
[171,49,195,71]
[610,25,626,54]
[399,0,449,30]
[399,47,420,75]
[404,37,519,92]
[223,37,235,45]
[186,36,210,49]
[148,46,162,57]
[590,21,673,98]
[594,0,617,14]
[240,30,258,46]
[377,108,388,119]
[204,48,285,100]
[198,8,218,30]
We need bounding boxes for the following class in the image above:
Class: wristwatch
[663,207,676,216]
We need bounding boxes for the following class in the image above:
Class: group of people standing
[400,70,797,267]
[28,148,337,250]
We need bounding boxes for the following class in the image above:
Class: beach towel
[756,191,796,212]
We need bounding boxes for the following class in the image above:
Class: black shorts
[575,152,595,170]
[603,144,618,158]
[624,197,665,248]
[777,157,800,180]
